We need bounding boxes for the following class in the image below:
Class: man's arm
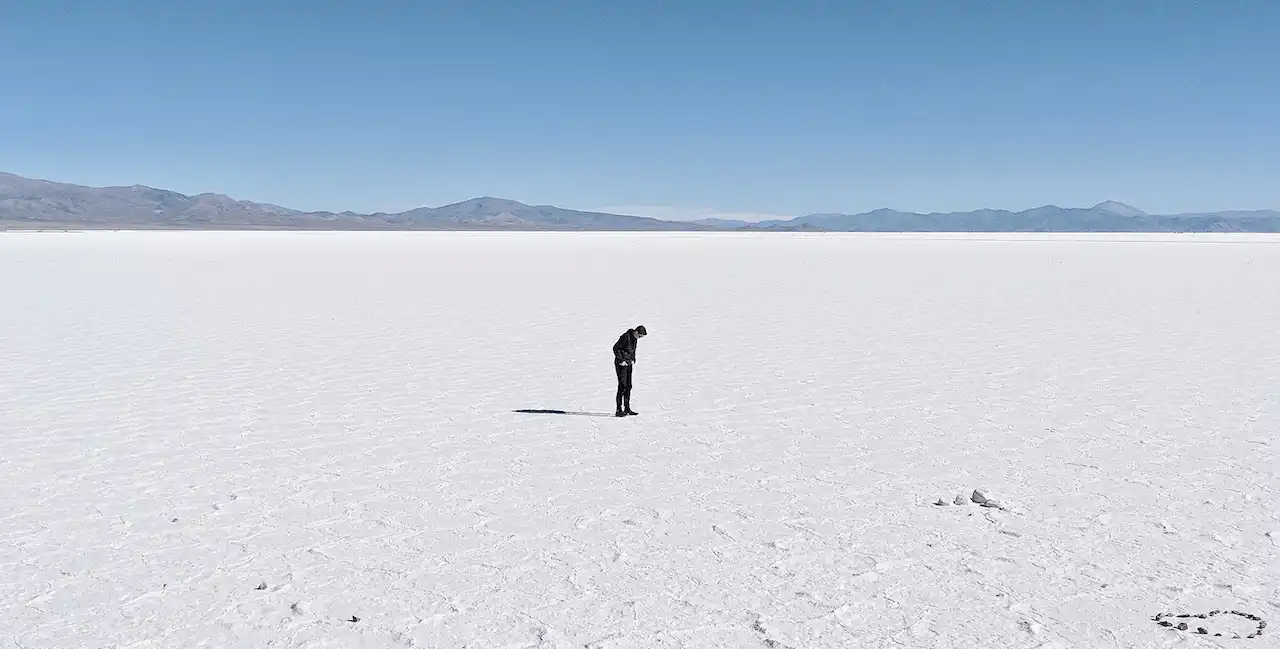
[613,334,628,364]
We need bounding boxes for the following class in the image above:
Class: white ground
[1,232,1277,649]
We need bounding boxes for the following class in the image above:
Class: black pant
[615,362,633,412]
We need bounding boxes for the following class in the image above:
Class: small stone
[1196,627,1208,634]
[1177,614,1191,618]
[954,494,967,506]
[1194,613,1208,619]
[1158,621,1173,627]
[1259,620,1267,628]
[255,582,267,591]
[934,498,949,506]
[349,615,360,623]
[1210,609,1221,615]
[971,488,993,505]
[1177,622,1188,631]
[1215,633,1223,637]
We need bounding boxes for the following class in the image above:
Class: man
[612,325,647,417]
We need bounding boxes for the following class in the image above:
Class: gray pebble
[1177,622,1188,631]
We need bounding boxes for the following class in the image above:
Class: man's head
[635,325,647,338]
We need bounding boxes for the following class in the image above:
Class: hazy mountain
[766,202,1280,233]
[3,172,1278,232]
[692,217,753,228]
[735,222,830,232]
[395,197,696,230]
[1092,201,1147,217]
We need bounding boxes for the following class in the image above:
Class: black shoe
[624,409,638,416]
[615,410,627,417]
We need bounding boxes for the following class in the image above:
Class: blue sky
[2,1,1277,219]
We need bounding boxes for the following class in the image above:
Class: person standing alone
[612,325,647,417]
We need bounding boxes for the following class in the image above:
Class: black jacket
[613,329,638,365]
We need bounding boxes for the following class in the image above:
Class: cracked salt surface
[1,231,1277,648]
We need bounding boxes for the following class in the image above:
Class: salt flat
[1,232,1277,649]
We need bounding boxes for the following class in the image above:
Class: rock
[349,615,360,623]
[971,488,993,505]
[255,582,267,591]
[972,488,1008,510]
[954,494,968,506]
[1177,622,1188,631]
[1158,621,1173,627]
[1196,627,1208,634]
[934,498,949,506]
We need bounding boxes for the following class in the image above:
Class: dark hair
[635,325,647,336]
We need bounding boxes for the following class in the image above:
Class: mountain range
[3,172,1278,232]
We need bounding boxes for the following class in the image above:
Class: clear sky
[2,1,1277,219]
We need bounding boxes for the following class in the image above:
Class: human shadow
[513,409,616,418]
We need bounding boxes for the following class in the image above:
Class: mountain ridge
[3,172,1278,232]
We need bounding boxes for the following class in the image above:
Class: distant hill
[3,172,1278,232]
[0,173,706,231]
[760,201,1280,233]
[0,172,310,228]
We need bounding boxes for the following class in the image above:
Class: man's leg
[622,364,636,415]
[615,363,627,416]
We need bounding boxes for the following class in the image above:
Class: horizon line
[4,170,1278,220]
